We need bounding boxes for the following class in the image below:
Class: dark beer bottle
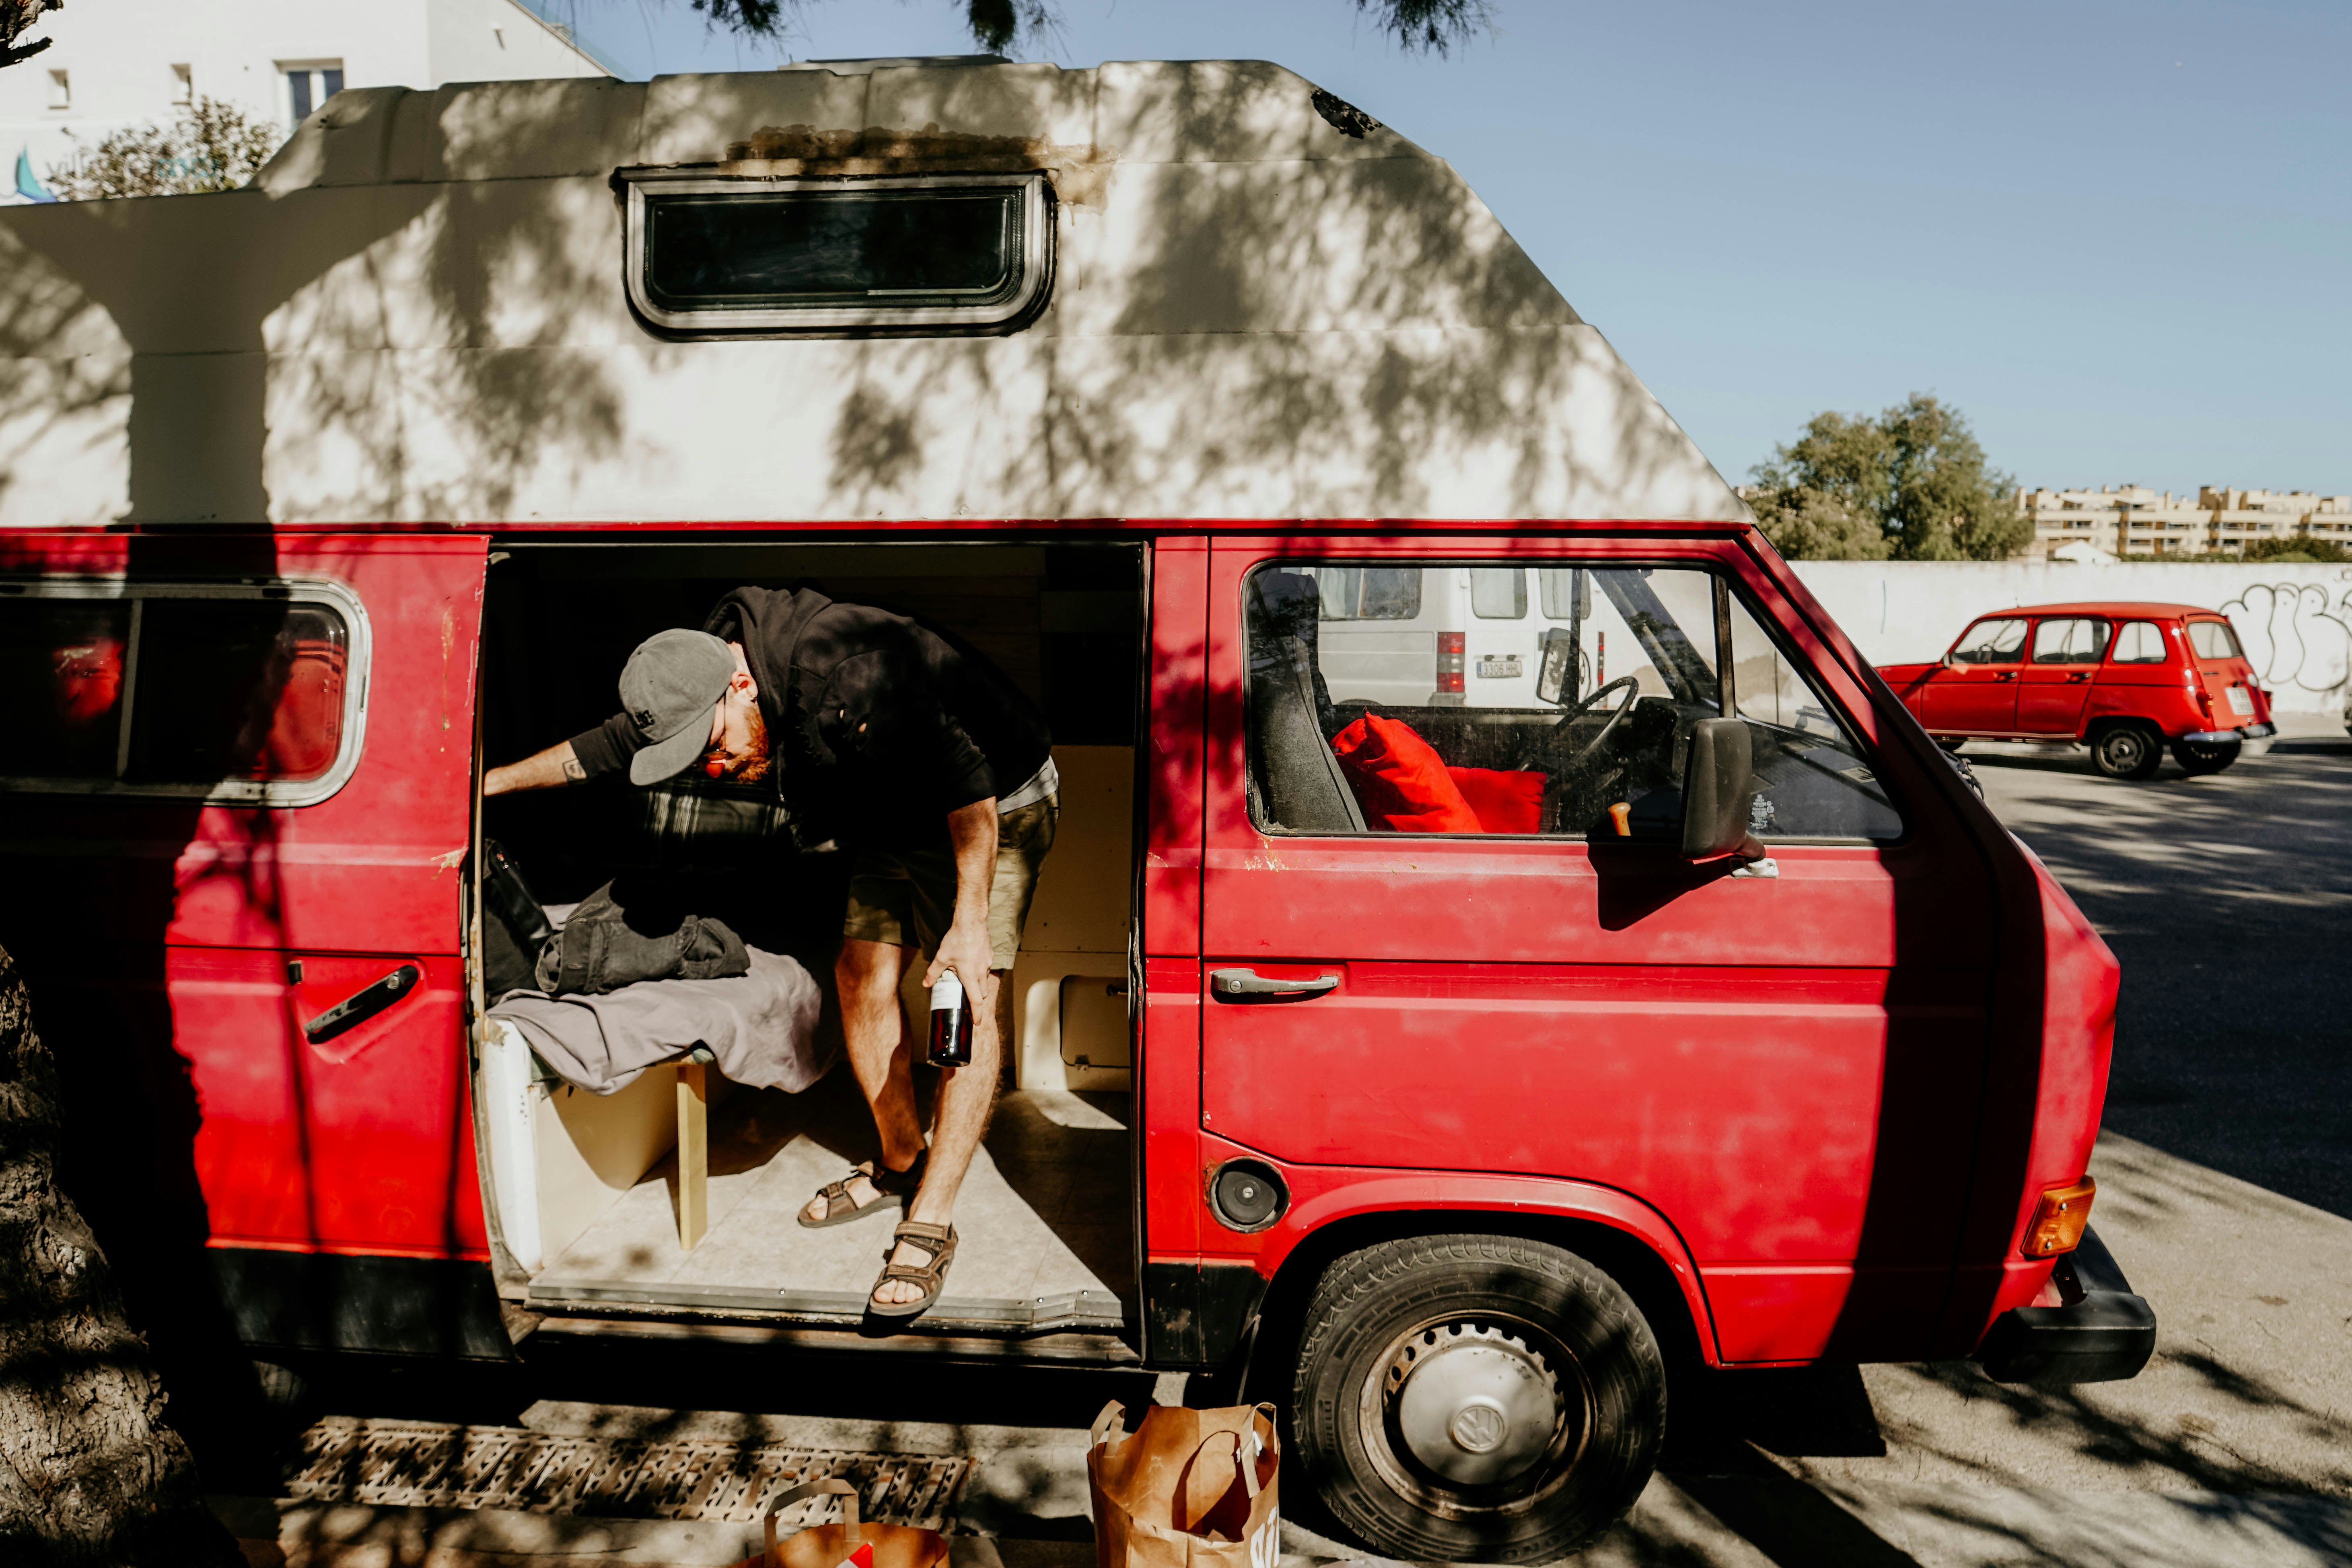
[927,971,973,1068]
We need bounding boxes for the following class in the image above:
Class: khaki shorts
[841,795,1059,972]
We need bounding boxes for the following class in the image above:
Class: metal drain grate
[283,1417,972,1525]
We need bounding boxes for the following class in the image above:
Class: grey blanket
[490,946,829,1096]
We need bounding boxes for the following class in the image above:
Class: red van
[1879,601,2276,779]
[0,60,2150,1564]
[0,528,2152,1559]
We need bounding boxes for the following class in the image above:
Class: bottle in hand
[927,971,973,1068]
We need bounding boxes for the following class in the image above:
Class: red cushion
[1330,713,1484,832]
[1448,766,1546,834]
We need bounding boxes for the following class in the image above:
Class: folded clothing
[491,946,830,1096]
[533,876,749,997]
[1331,713,1547,833]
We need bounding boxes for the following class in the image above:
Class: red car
[1879,601,2276,779]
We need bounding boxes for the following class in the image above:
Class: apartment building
[2021,484,2352,558]
[3,0,609,201]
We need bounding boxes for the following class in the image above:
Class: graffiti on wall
[2222,582,2352,694]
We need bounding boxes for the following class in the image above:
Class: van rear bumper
[1974,1228,2155,1386]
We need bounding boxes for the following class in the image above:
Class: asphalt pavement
[222,716,2352,1568]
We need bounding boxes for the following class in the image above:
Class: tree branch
[0,0,61,70]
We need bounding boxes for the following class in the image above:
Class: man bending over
[486,586,1056,1320]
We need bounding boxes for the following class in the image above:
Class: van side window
[0,584,362,803]
[1468,569,1527,619]
[1949,618,2027,664]
[2111,621,2168,663]
[2031,617,2110,665]
[1310,566,1421,620]
[1242,562,1901,843]
[621,172,1053,335]
[2186,620,2242,660]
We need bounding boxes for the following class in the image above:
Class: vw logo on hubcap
[1449,1399,1508,1453]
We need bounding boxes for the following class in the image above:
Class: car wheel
[2089,722,2162,780]
[1936,738,1966,754]
[2171,738,2241,775]
[1290,1234,1666,1564]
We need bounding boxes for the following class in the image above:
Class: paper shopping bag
[733,1477,950,1568]
[1087,1401,1280,1568]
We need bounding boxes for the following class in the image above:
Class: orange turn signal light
[2023,1176,2096,1257]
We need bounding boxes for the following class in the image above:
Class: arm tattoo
[561,756,586,782]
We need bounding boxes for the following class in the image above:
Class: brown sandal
[866,1220,957,1319]
[797,1150,927,1230]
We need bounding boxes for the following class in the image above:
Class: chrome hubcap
[1382,1322,1564,1489]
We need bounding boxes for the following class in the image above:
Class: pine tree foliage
[686,0,1493,56]
[1,0,60,68]
[50,97,282,200]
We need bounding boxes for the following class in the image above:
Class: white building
[2021,484,2352,558]
[2,0,609,200]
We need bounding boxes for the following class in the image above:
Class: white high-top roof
[0,60,1749,529]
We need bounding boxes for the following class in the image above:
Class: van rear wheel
[2089,722,2162,780]
[1290,1234,1665,1564]
[2171,738,2241,775]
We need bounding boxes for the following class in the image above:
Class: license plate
[1476,655,1523,679]
[2226,685,2252,716]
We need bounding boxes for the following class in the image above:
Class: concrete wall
[1792,560,2352,716]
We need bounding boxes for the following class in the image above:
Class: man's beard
[728,702,774,784]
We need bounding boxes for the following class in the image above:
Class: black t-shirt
[569,587,1051,850]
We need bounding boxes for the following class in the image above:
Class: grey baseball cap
[617,629,735,786]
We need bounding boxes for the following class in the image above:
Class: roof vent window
[622,173,1052,335]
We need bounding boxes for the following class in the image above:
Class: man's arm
[484,740,586,796]
[923,797,1000,994]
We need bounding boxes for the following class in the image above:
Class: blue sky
[538,0,2350,495]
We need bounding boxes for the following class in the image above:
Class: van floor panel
[536,1074,1133,1314]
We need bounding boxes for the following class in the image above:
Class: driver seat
[1247,572,1366,834]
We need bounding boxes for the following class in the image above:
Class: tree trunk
[0,943,242,1566]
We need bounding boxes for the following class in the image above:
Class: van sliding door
[0,531,500,1359]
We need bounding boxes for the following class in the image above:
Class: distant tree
[686,0,1495,55]
[1747,394,2028,562]
[50,97,282,201]
[2241,535,2350,564]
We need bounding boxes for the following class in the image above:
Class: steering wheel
[1543,675,1642,772]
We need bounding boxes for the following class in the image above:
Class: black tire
[2170,738,2240,775]
[1290,1234,1666,1563]
[2089,722,2162,780]
[1936,738,1966,754]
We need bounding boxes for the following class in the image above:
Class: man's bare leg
[873,966,1005,1306]
[803,938,925,1223]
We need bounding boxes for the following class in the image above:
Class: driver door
[1196,536,1991,1361]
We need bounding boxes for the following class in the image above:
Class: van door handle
[2067,672,2091,683]
[1210,968,1339,1000]
[305,964,422,1043]
[1992,671,2017,681]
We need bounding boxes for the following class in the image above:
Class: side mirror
[1680,718,1765,862]
[1535,628,1578,705]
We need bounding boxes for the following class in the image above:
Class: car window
[2186,619,2243,660]
[1949,618,2028,665]
[1468,568,1527,619]
[0,585,358,800]
[1311,566,1422,620]
[1243,560,1901,843]
[2111,621,2168,663]
[2031,617,2110,665]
